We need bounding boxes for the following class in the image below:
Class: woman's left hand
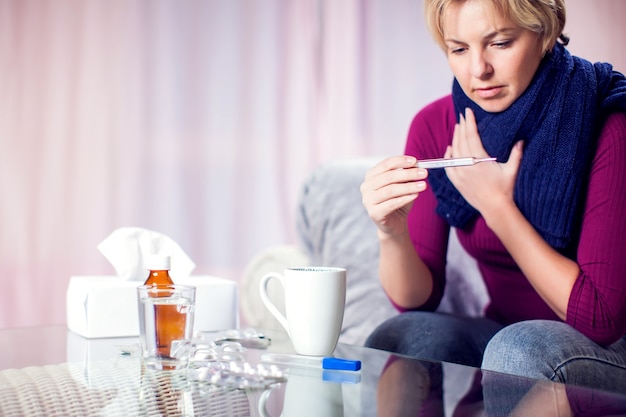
[444,107,524,218]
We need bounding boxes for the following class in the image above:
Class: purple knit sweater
[404,95,626,345]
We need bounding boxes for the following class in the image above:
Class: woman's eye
[449,47,467,55]
[492,40,512,48]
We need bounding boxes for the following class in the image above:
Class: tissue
[67,227,239,338]
[97,227,196,281]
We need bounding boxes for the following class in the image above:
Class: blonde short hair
[424,0,567,54]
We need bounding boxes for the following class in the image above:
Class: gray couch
[242,158,489,346]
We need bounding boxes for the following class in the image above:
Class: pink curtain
[1,0,624,328]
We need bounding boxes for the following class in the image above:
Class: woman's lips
[475,86,503,99]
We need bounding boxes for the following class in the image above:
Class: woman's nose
[470,51,493,79]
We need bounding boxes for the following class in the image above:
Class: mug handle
[257,388,274,417]
[259,272,290,335]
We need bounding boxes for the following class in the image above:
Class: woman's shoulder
[405,95,456,155]
[600,111,626,136]
[414,94,455,121]
[408,95,456,136]
[588,112,626,177]
[592,111,626,161]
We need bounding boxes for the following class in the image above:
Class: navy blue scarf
[429,43,626,250]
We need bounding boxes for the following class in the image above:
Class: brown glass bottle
[144,255,175,286]
[144,254,186,358]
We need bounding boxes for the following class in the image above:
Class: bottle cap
[145,254,171,271]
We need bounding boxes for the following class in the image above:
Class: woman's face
[442,0,544,113]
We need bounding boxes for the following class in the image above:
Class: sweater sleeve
[567,112,626,345]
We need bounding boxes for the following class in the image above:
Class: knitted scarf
[429,42,626,250]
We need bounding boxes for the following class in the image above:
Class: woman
[361,0,626,393]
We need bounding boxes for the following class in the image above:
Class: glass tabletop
[0,326,625,416]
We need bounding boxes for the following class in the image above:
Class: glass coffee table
[0,326,625,416]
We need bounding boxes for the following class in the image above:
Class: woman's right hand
[360,155,428,238]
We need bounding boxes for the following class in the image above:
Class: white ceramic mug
[259,267,347,356]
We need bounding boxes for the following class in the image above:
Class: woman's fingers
[451,108,488,158]
[364,155,417,180]
[366,190,419,221]
[363,156,425,192]
[361,156,428,232]
[463,108,485,155]
[362,166,427,206]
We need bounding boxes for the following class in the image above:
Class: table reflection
[376,354,626,417]
[1,327,626,417]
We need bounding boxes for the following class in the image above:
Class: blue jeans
[365,313,626,393]
[482,320,626,415]
[365,311,503,367]
[482,320,626,392]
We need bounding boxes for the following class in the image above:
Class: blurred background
[1,0,624,329]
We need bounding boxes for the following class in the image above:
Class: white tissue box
[66,275,239,339]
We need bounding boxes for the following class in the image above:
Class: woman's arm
[565,112,626,343]
[377,224,435,310]
[360,155,436,309]
[450,110,626,344]
[479,180,578,321]
[361,98,454,310]
[490,114,626,343]
[447,108,577,319]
